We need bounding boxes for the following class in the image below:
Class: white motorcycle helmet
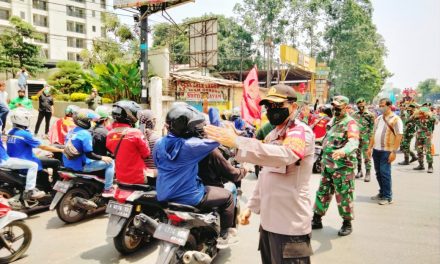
[10,107,32,128]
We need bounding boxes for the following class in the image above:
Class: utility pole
[139,6,149,104]
[239,41,243,82]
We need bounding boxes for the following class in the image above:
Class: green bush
[102,97,113,104]
[70,92,89,102]
[54,94,70,101]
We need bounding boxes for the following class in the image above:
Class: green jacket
[9,97,33,110]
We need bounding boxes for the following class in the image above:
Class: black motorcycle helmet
[321,104,333,118]
[166,104,206,138]
[73,109,100,129]
[112,100,141,126]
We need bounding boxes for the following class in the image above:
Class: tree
[0,16,45,78]
[322,0,391,102]
[80,13,138,68]
[48,61,92,94]
[84,63,142,102]
[152,14,259,72]
[417,79,440,102]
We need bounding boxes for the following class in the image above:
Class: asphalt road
[8,114,440,264]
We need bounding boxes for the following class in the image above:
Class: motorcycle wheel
[0,188,13,199]
[56,188,89,224]
[114,215,147,255]
[0,221,32,264]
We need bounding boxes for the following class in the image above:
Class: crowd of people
[0,80,438,263]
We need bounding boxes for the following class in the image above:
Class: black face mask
[267,107,290,126]
[19,95,25,99]
[358,106,365,112]
[332,107,342,117]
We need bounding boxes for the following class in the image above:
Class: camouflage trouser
[416,136,433,164]
[356,136,371,171]
[314,167,355,220]
[400,134,415,158]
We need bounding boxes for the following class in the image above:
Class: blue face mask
[378,106,387,114]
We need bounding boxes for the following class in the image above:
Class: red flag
[48,117,76,145]
[241,66,261,125]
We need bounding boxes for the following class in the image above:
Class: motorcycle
[0,199,32,263]
[49,169,109,223]
[135,205,224,264]
[106,182,168,254]
[0,168,55,213]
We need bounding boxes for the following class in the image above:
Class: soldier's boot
[364,169,371,182]
[413,161,425,170]
[409,152,418,163]
[398,156,410,165]
[355,165,363,179]
[311,213,323,229]
[427,163,433,173]
[338,220,352,236]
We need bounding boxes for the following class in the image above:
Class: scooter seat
[167,202,200,213]
[117,182,155,192]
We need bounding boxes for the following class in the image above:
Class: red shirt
[106,123,150,184]
[308,114,330,140]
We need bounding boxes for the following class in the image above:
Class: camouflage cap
[331,95,350,106]
[356,97,365,104]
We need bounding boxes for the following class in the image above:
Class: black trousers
[35,111,52,135]
[38,158,61,189]
[259,227,312,264]
[197,186,234,231]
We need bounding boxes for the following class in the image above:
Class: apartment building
[0,0,107,65]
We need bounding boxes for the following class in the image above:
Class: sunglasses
[264,102,285,110]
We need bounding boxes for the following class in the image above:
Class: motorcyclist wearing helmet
[106,101,151,185]
[154,104,234,244]
[5,108,63,199]
[91,106,112,156]
[48,105,79,145]
[137,109,160,184]
[63,109,115,197]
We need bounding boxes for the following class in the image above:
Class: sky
[114,0,440,89]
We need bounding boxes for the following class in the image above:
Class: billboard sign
[189,18,218,67]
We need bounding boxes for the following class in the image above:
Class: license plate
[53,181,71,193]
[153,223,190,246]
[106,201,133,218]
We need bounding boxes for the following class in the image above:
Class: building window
[20,11,25,19]
[92,10,95,17]
[66,5,85,19]
[0,8,10,20]
[32,0,48,11]
[67,52,82,61]
[67,21,85,34]
[70,0,85,3]
[67,37,85,48]
[92,25,96,32]
[33,14,48,27]
[100,0,106,9]
[0,0,11,3]
[35,33,49,44]
[101,27,106,38]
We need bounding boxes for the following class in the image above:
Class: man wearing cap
[85,88,102,110]
[413,106,436,173]
[312,95,359,236]
[398,102,418,165]
[204,84,315,263]
[352,98,375,182]
[8,88,33,110]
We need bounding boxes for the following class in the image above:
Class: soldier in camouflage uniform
[413,106,436,173]
[312,96,359,236]
[352,98,375,182]
[398,103,418,165]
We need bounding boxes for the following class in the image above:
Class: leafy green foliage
[80,13,137,68]
[417,79,440,102]
[84,63,141,102]
[69,92,89,102]
[321,0,391,102]
[0,16,45,77]
[48,61,92,94]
